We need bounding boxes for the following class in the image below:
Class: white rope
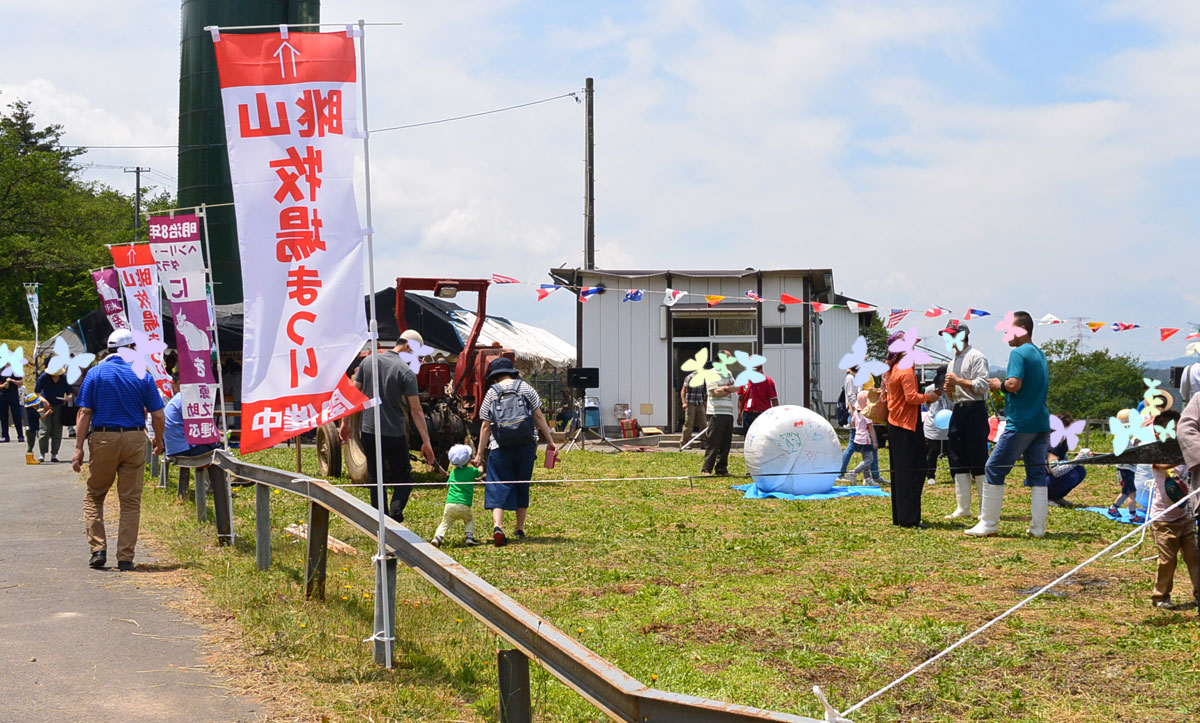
[838,483,1200,719]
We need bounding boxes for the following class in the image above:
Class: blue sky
[1,0,1197,368]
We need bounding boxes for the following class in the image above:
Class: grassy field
[131,437,1200,722]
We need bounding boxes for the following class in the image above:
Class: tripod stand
[562,387,623,452]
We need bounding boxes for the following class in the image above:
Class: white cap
[447,444,472,467]
[107,329,135,349]
[400,329,424,347]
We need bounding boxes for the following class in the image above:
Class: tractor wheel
[316,422,342,478]
[343,412,369,485]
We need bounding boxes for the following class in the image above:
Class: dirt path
[0,438,263,722]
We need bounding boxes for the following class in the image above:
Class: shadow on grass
[124,561,195,573]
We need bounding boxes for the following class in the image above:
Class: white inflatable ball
[743,405,841,495]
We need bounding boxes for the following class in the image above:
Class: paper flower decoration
[1109,407,1156,456]
[887,326,931,370]
[0,343,26,377]
[46,336,95,384]
[116,330,167,380]
[682,348,721,387]
[941,329,966,354]
[1049,415,1085,450]
[994,311,1029,343]
[838,336,888,386]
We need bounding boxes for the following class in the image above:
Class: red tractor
[316,278,515,483]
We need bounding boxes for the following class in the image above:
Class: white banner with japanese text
[149,214,220,445]
[109,244,172,398]
[213,29,369,453]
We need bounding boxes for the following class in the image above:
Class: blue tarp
[732,483,891,501]
[1079,506,1147,525]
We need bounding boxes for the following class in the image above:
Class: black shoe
[464,537,481,547]
[50,456,61,464]
[514,529,526,541]
[89,551,107,569]
[117,560,134,572]
[493,527,507,547]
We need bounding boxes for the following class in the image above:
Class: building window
[764,326,803,345]
[714,317,756,336]
[672,316,709,337]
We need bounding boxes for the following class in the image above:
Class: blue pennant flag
[622,289,644,303]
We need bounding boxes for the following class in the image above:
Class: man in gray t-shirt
[340,335,437,522]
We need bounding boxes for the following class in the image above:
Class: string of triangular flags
[489,274,1198,343]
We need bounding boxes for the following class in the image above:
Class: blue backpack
[489,382,536,447]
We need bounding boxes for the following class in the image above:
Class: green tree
[0,99,148,338]
[863,313,888,361]
[1043,339,1145,420]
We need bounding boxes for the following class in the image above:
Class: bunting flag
[924,305,951,318]
[780,293,803,305]
[212,28,371,453]
[1086,322,1106,333]
[622,289,644,303]
[705,295,726,307]
[886,308,911,329]
[1187,332,1200,340]
[579,286,601,303]
[536,284,560,301]
[491,273,521,284]
[810,302,834,312]
[1160,328,1180,342]
[1111,322,1140,332]
[663,288,686,306]
[745,290,763,302]
[847,302,877,313]
[1038,314,1063,325]
[964,308,991,320]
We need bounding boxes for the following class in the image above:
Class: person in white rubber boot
[940,322,991,521]
[965,311,1052,538]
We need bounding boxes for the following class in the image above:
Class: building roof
[551,267,836,296]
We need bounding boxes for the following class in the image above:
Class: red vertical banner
[109,244,172,397]
[212,29,369,453]
[149,214,220,445]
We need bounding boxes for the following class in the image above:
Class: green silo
[177,0,320,304]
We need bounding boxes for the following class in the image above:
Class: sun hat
[107,329,135,349]
[486,356,519,382]
[400,329,424,347]
[447,444,473,467]
[22,392,40,408]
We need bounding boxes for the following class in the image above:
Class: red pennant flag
[810,302,834,312]
[1160,328,1180,341]
[1187,332,1200,340]
[780,293,803,305]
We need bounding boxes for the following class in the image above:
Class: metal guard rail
[212,450,820,723]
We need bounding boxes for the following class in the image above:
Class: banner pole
[357,18,396,670]
[25,283,39,375]
[199,203,230,449]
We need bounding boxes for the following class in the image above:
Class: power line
[56,89,581,150]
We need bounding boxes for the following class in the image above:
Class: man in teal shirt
[966,311,1052,538]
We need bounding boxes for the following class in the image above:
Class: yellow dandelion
[342,596,348,601]
[300,623,307,629]
[576,627,584,634]
[455,618,463,623]
[651,674,658,682]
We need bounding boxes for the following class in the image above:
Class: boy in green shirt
[432,444,481,547]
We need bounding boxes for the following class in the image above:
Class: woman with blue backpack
[472,357,558,547]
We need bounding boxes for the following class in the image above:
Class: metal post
[209,466,233,546]
[357,18,396,670]
[198,204,230,448]
[255,482,271,571]
[304,501,329,601]
[584,77,594,270]
[158,457,169,490]
[498,649,533,723]
[372,556,397,665]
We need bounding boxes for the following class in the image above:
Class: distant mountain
[1144,356,1196,370]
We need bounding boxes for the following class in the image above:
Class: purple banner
[91,268,129,331]
[149,214,219,446]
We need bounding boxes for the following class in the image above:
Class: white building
[549,267,875,431]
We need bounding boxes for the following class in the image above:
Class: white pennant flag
[663,288,687,307]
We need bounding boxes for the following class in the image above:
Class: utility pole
[125,166,150,235]
[576,78,595,370]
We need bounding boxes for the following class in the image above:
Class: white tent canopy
[445,310,575,375]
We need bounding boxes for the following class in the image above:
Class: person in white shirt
[940,322,991,520]
[1180,358,1200,403]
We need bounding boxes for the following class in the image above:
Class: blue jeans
[1047,465,1086,501]
[985,428,1050,487]
[840,439,880,477]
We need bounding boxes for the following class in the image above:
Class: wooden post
[305,502,330,600]
[158,456,169,489]
[194,467,207,523]
[176,462,189,501]
[373,554,398,666]
[255,482,271,571]
[498,649,533,723]
[295,436,302,473]
[209,466,233,546]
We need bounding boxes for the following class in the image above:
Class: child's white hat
[447,444,472,467]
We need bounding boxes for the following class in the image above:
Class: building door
[670,311,758,431]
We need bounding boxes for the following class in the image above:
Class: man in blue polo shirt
[72,329,166,571]
[966,311,1052,539]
